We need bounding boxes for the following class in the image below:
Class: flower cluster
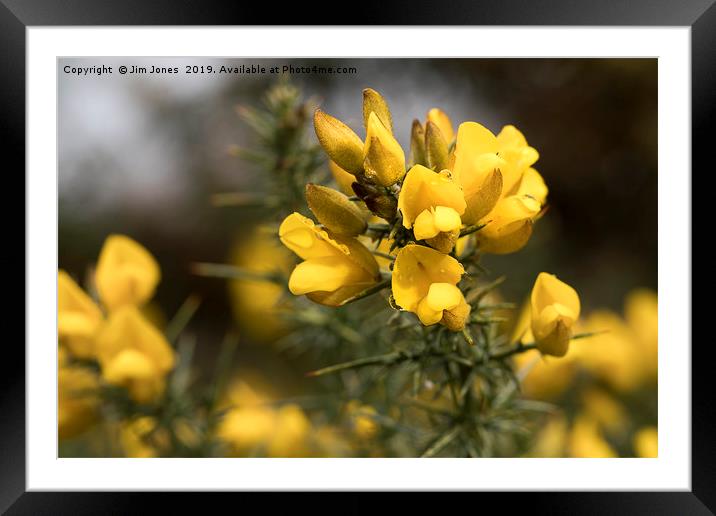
[58,235,174,438]
[278,88,579,354]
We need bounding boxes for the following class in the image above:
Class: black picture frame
[2,1,706,513]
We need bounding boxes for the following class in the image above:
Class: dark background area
[58,58,657,378]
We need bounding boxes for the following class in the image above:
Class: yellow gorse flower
[95,234,160,312]
[216,380,313,457]
[568,416,617,458]
[313,89,406,188]
[58,270,103,359]
[392,244,470,330]
[530,273,581,357]
[633,426,658,458]
[95,306,175,403]
[450,121,506,225]
[475,194,542,254]
[279,212,380,307]
[228,227,293,342]
[398,165,466,253]
[58,348,100,439]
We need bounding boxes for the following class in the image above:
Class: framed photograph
[3,0,707,512]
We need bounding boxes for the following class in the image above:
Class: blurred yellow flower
[120,416,167,458]
[633,426,658,458]
[266,404,312,457]
[573,310,644,392]
[95,306,175,404]
[305,183,367,236]
[568,416,617,458]
[58,356,100,440]
[95,234,160,312]
[530,273,581,357]
[279,212,380,307]
[514,349,577,400]
[528,414,568,457]
[624,288,658,380]
[346,400,379,439]
[398,165,466,253]
[58,270,103,359]
[228,227,293,342]
[392,244,470,330]
[217,389,313,457]
[475,194,541,254]
[581,388,628,434]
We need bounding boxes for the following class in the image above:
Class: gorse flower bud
[392,244,470,330]
[95,306,175,403]
[314,109,365,175]
[58,270,103,358]
[95,234,160,312]
[305,183,367,236]
[363,112,406,187]
[398,165,466,253]
[279,213,380,306]
[410,120,427,167]
[427,108,455,144]
[530,272,581,357]
[425,121,450,172]
[362,88,393,134]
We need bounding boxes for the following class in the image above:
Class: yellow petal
[496,125,540,196]
[288,256,367,295]
[476,195,541,254]
[531,272,581,318]
[314,109,365,174]
[452,122,498,185]
[279,212,351,261]
[427,108,455,143]
[413,207,462,248]
[461,157,505,225]
[416,297,444,326]
[392,244,464,313]
[328,160,358,195]
[398,165,465,229]
[95,235,160,312]
[413,209,439,241]
[424,282,463,312]
[517,167,548,205]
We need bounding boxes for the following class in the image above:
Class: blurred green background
[59,58,657,382]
